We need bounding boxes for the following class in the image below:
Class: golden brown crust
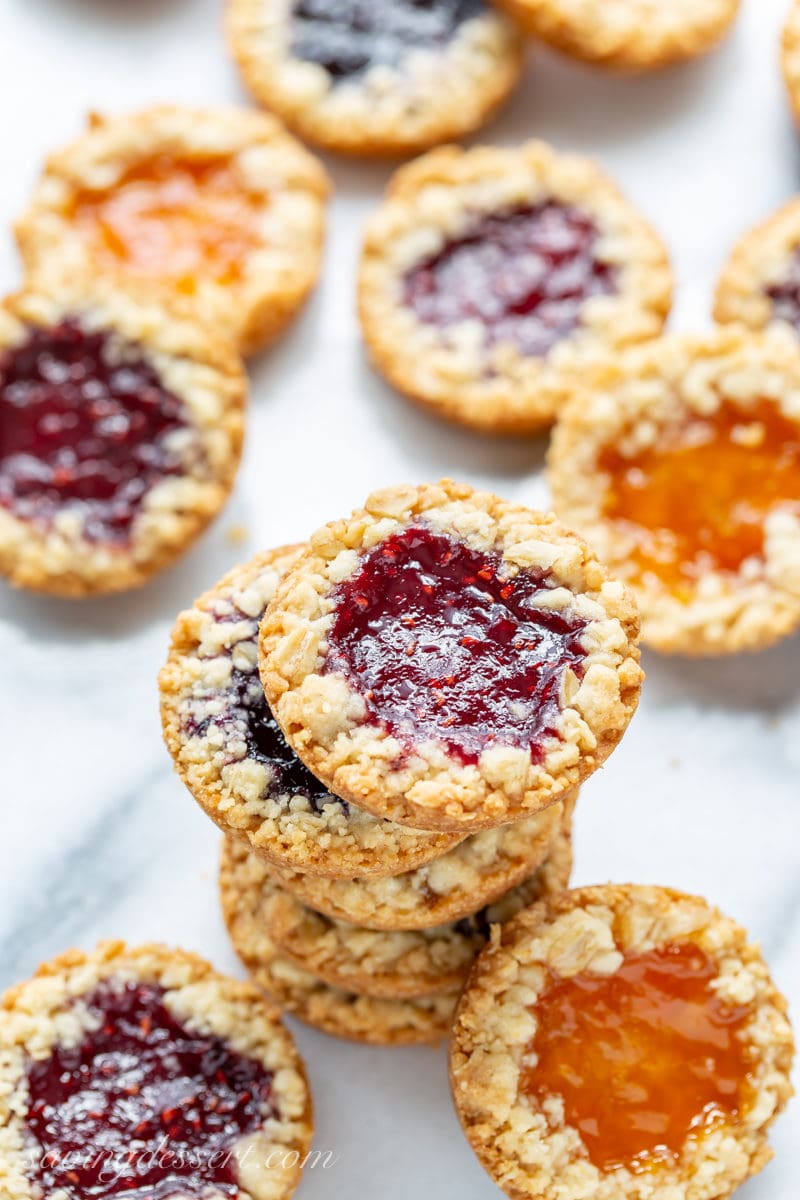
[0,286,246,597]
[16,105,329,357]
[450,884,795,1200]
[358,141,672,435]
[547,328,800,655]
[225,0,524,158]
[493,0,740,70]
[259,480,642,831]
[714,196,800,333]
[0,941,313,1200]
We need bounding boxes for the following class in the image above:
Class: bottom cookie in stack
[220,813,573,1046]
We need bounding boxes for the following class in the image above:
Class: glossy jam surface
[71,157,261,294]
[290,0,482,79]
[324,525,588,765]
[0,321,188,542]
[25,980,276,1199]
[522,943,753,1174]
[767,249,800,333]
[403,202,616,358]
[599,400,800,594]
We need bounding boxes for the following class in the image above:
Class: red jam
[25,981,276,1199]
[522,944,754,1174]
[0,321,189,543]
[767,250,800,333]
[324,525,588,765]
[403,203,616,358]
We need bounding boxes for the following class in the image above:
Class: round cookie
[358,141,671,434]
[160,546,459,878]
[225,0,524,158]
[220,851,457,1044]
[450,884,794,1200]
[715,196,800,338]
[244,822,572,998]
[548,329,800,655]
[259,480,642,831]
[491,0,741,71]
[0,941,313,1200]
[783,0,800,125]
[16,106,329,357]
[0,286,245,597]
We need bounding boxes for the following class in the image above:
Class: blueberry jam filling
[324,525,589,766]
[767,249,800,333]
[403,202,616,359]
[290,0,483,80]
[0,320,190,543]
[25,980,275,1200]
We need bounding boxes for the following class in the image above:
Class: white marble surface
[1,0,799,1195]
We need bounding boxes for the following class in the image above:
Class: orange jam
[521,943,753,1174]
[598,400,800,594]
[70,156,262,294]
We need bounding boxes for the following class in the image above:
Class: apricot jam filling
[522,943,754,1174]
[70,156,262,294]
[323,524,589,765]
[598,400,800,593]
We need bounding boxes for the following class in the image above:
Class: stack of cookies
[160,480,644,1043]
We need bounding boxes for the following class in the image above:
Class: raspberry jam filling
[0,320,190,543]
[522,943,753,1174]
[290,0,482,80]
[766,249,800,332]
[324,525,589,766]
[599,400,800,594]
[70,157,261,294]
[403,202,616,358]
[25,980,276,1200]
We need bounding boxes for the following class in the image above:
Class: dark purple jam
[403,202,617,358]
[0,320,189,543]
[25,980,276,1200]
[323,525,589,766]
[767,249,800,334]
[290,0,483,80]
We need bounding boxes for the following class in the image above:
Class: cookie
[259,480,641,832]
[0,942,313,1200]
[492,0,741,71]
[548,329,800,655]
[450,884,794,1200]
[16,106,329,357]
[249,798,572,930]
[715,196,800,337]
[783,0,800,125]
[358,142,671,434]
[220,849,457,1044]
[160,546,459,878]
[0,286,246,597]
[240,821,572,998]
[225,0,524,158]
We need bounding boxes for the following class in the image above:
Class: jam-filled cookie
[224,0,524,158]
[783,0,800,125]
[16,106,329,357]
[451,884,794,1200]
[261,801,569,928]
[0,287,245,597]
[160,545,459,877]
[221,845,458,1044]
[0,942,313,1200]
[259,480,641,831]
[229,820,571,998]
[715,197,800,337]
[492,0,741,71]
[548,330,800,655]
[358,142,671,434]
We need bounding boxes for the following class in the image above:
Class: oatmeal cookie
[492,0,740,71]
[783,0,800,125]
[0,286,245,597]
[259,480,641,831]
[225,0,524,158]
[358,141,671,434]
[0,941,313,1200]
[715,196,800,338]
[160,546,458,878]
[548,328,800,655]
[16,105,329,357]
[450,884,794,1200]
